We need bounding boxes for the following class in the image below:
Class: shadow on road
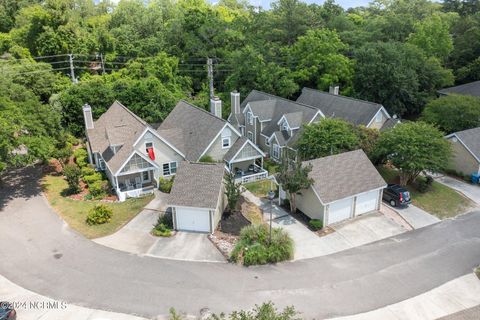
[0,165,43,211]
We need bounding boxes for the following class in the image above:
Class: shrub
[81,166,96,177]
[83,172,102,186]
[309,219,323,230]
[230,224,294,266]
[416,175,434,193]
[89,180,109,198]
[63,164,81,194]
[73,148,88,168]
[199,155,215,163]
[152,213,173,237]
[159,176,174,193]
[157,212,173,229]
[86,205,112,225]
[263,158,279,174]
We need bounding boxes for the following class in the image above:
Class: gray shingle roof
[438,81,480,97]
[380,118,400,131]
[296,88,387,126]
[168,162,225,209]
[304,149,386,204]
[157,100,227,161]
[283,111,304,128]
[86,101,148,174]
[223,136,248,162]
[240,90,321,138]
[453,127,480,162]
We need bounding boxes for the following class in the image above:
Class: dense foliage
[0,0,478,175]
[276,158,313,213]
[230,224,294,266]
[374,122,452,186]
[86,204,112,225]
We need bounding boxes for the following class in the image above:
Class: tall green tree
[277,158,313,213]
[421,94,480,133]
[296,118,360,160]
[374,122,451,185]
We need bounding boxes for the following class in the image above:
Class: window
[98,157,106,170]
[273,144,280,159]
[145,142,153,153]
[247,131,254,142]
[222,137,231,148]
[142,171,151,182]
[281,120,288,131]
[163,161,177,176]
[375,112,382,123]
[247,111,253,125]
[265,137,270,146]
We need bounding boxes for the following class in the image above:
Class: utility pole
[68,53,77,84]
[207,58,214,99]
[100,53,106,75]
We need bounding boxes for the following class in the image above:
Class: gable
[118,152,158,176]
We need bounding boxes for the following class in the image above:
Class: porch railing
[234,165,268,184]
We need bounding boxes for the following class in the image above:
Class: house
[280,149,387,226]
[296,87,399,131]
[83,101,185,201]
[156,99,266,184]
[445,127,480,176]
[438,80,480,97]
[168,162,226,233]
[83,98,266,202]
[228,90,324,161]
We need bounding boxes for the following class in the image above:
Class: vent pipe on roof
[231,90,240,115]
[83,104,94,130]
[329,85,340,95]
[210,96,222,119]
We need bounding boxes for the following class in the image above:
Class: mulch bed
[220,210,251,235]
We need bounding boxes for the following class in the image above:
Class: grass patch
[42,175,153,239]
[244,180,277,198]
[240,197,263,225]
[378,166,474,219]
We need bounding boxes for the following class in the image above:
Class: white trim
[228,139,265,164]
[308,110,324,124]
[222,137,231,149]
[272,143,280,159]
[162,161,178,176]
[170,204,217,211]
[277,115,291,131]
[324,186,387,206]
[142,170,151,183]
[117,167,153,177]
[197,122,242,160]
[259,118,272,122]
[230,155,264,163]
[114,150,159,176]
[243,103,253,115]
[366,107,391,128]
[445,133,480,163]
[260,133,270,138]
[133,127,186,158]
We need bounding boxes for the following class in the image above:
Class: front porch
[224,137,268,184]
[231,161,268,184]
[115,170,157,202]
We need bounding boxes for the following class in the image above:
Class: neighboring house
[438,80,480,97]
[157,99,266,184]
[280,149,386,226]
[445,127,480,176]
[168,162,226,233]
[296,87,399,131]
[83,101,185,201]
[228,90,324,161]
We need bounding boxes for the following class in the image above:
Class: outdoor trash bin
[471,173,480,184]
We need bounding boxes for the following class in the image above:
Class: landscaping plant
[277,158,313,214]
[63,164,81,194]
[86,204,112,225]
[224,173,243,212]
[73,148,89,168]
[230,224,294,266]
[152,213,173,237]
[159,176,174,193]
[88,180,109,199]
[309,219,323,230]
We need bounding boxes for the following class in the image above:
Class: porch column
[261,157,264,169]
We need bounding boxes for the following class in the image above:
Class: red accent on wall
[147,148,155,160]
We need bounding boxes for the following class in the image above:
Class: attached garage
[167,162,226,233]
[281,150,387,226]
[175,207,211,233]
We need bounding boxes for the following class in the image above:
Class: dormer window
[222,137,231,148]
[281,120,288,131]
[247,111,253,125]
[145,142,155,160]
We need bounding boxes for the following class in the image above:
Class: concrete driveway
[393,204,441,229]
[436,176,480,205]
[94,193,224,262]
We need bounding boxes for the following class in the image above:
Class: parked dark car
[383,184,412,207]
[0,302,16,320]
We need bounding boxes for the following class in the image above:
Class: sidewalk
[329,273,480,320]
[0,275,149,320]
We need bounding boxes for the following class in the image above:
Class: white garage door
[175,207,211,233]
[328,198,353,225]
[355,190,379,216]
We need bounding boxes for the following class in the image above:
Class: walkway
[393,204,440,229]
[436,176,480,205]
[1,166,480,319]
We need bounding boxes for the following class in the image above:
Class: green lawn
[244,180,278,198]
[42,175,153,239]
[377,166,474,219]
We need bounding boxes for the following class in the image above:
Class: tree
[289,29,354,92]
[296,118,360,160]
[277,158,313,213]
[421,94,480,133]
[374,122,451,186]
[224,172,243,212]
[353,41,453,117]
[407,13,455,61]
[63,164,81,194]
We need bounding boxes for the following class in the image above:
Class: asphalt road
[1,166,480,319]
